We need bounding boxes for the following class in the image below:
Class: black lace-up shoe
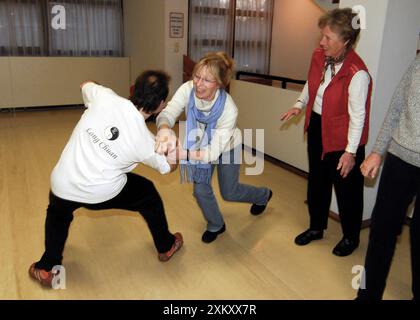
[202,224,226,243]
[332,238,359,257]
[294,229,324,246]
[250,190,273,215]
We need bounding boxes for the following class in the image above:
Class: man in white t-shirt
[29,71,183,288]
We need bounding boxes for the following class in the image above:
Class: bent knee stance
[193,183,214,200]
[46,194,77,223]
[138,184,163,211]
[220,186,240,202]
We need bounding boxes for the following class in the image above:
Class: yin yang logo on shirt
[104,126,120,141]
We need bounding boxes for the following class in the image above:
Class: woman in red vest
[281,8,372,257]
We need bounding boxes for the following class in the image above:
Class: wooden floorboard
[0,109,412,300]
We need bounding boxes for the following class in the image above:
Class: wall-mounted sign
[169,12,184,38]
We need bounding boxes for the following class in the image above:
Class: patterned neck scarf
[320,50,348,85]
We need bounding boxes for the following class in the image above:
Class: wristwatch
[346,151,356,157]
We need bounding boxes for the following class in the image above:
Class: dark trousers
[35,173,175,271]
[307,112,364,242]
[358,153,420,300]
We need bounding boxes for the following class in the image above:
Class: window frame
[0,0,124,57]
[187,0,274,74]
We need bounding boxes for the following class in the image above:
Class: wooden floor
[0,108,412,300]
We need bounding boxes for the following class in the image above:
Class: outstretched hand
[280,107,301,122]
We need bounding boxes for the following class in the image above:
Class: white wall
[270,0,324,80]
[123,0,165,84]
[164,0,189,96]
[312,0,340,11]
[231,80,308,171]
[0,57,129,108]
[123,0,188,95]
[0,58,14,108]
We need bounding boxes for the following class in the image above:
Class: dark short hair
[131,70,170,113]
[318,8,361,49]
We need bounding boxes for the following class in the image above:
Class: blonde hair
[192,52,235,88]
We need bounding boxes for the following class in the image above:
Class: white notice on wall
[170,12,183,38]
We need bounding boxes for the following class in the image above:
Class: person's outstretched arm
[155,82,191,155]
[280,82,308,121]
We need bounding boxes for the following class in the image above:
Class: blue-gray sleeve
[372,62,413,155]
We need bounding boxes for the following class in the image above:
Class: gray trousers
[193,146,270,232]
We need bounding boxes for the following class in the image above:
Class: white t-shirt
[51,82,170,204]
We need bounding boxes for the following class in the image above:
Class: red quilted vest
[304,48,372,156]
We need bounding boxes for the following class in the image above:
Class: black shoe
[332,238,359,257]
[294,229,323,246]
[250,190,273,215]
[202,224,226,243]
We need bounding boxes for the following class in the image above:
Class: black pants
[307,112,364,242]
[35,173,175,271]
[358,153,420,300]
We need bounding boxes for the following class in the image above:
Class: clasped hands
[155,128,187,165]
